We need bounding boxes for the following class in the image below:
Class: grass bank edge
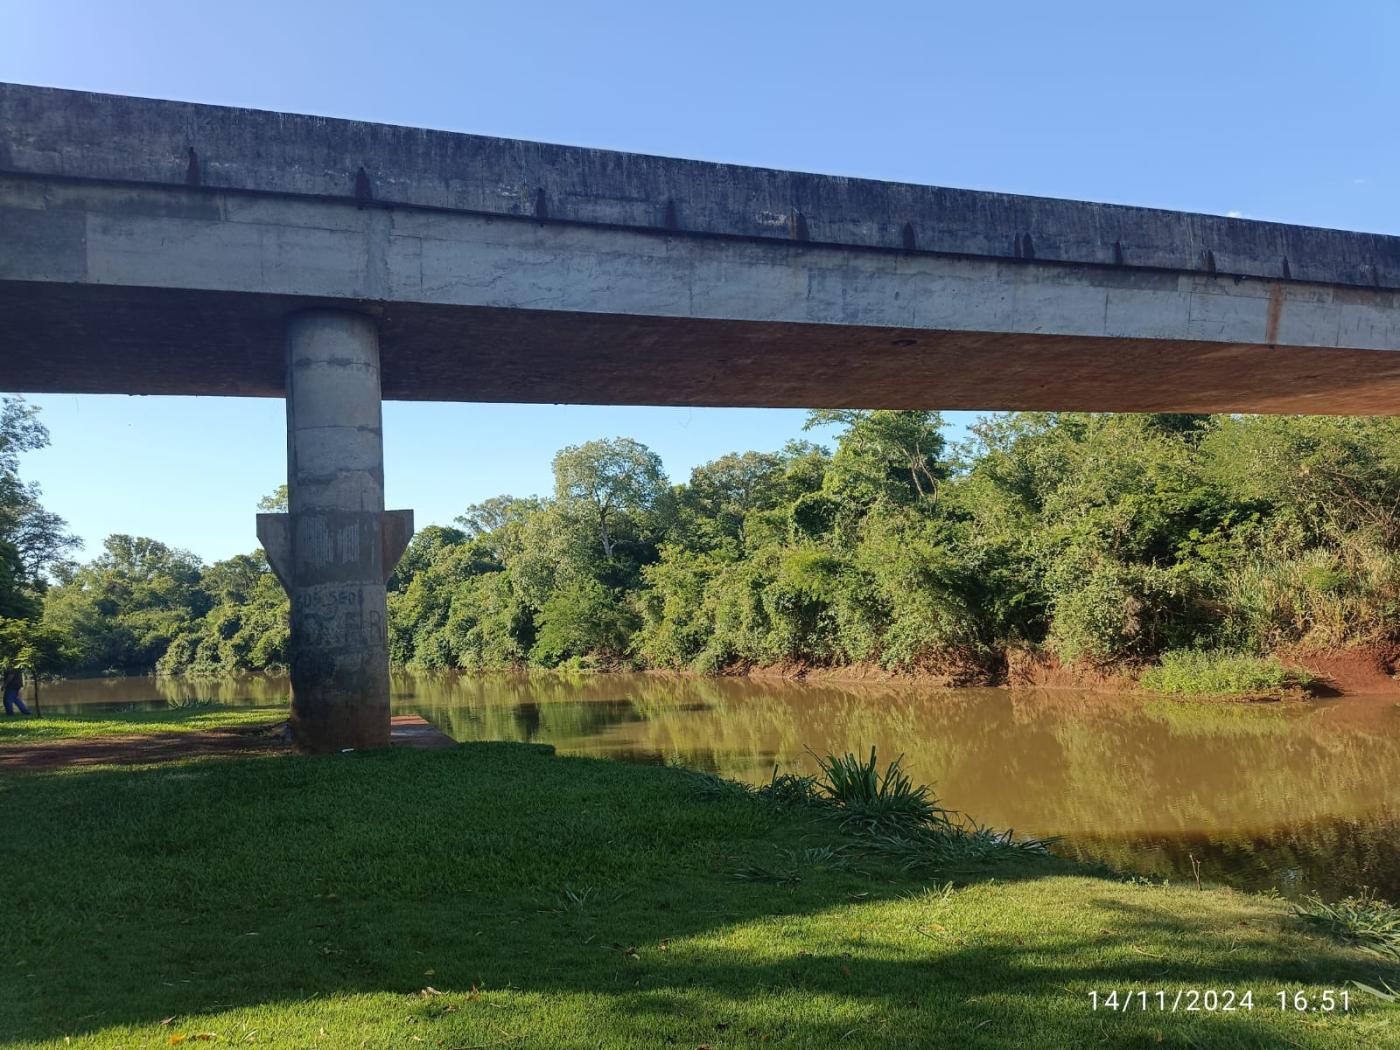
[0,702,287,743]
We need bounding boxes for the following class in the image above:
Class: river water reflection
[39,671,1400,901]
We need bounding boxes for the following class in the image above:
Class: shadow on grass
[0,742,1388,1048]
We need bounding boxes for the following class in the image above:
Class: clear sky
[6,1,1399,563]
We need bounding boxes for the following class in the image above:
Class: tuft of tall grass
[1221,543,1400,653]
[689,747,1056,872]
[1353,978,1398,1003]
[682,769,754,802]
[731,844,859,884]
[1295,890,1400,960]
[810,747,950,834]
[754,766,824,808]
[1139,649,1313,697]
[547,885,598,913]
[866,824,1055,872]
[807,747,1053,868]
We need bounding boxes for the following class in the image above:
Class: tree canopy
[21,400,1400,681]
[0,397,77,627]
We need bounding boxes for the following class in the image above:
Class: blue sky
[6,1,1399,563]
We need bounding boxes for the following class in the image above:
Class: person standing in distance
[3,667,30,716]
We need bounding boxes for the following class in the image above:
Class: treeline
[8,406,1398,683]
[0,397,78,670]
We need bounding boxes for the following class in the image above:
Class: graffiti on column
[294,588,389,649]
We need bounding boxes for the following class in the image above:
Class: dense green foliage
[0,727,1390,1047]
[1140,649,1314,697]
[38,534,290,676]
[0,397,77,672]
[43,534,210,673]
[377,411,1400,679]
[24,406,1400,679]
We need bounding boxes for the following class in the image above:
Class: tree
[0,397,78,616]
[43,534,208,672]
[158,552,289,676]
[0,616,73,675]
[552,438,667,559]
[457,495,543,538]
[806,409,947,505]
[257,485,288,513]
[455,496,545,565]
[680,451,787,548]
[531,578,636,666]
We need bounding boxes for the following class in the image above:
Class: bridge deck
[3,83,1400,414]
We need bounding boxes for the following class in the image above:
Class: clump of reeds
[809,747,949,835]
[701,746,1054,874]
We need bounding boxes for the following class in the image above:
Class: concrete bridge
[4,83,1400,750]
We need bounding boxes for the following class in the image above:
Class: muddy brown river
[36,671,1400,901]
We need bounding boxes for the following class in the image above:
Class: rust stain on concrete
[1265,283,1286,346]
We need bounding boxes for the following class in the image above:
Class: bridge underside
[8,280,1400,414]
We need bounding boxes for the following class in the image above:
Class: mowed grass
[0,704,286,743]
[0,738,1395,1049]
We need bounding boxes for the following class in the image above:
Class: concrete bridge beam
[257,310,413,751]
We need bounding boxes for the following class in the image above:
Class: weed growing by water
[865,824,1055,873]
[754,766,824,808]
[810,747,948,834]
[809,748,1055,868]
[1139,649,1314,697]
[681,769,754,802]
[1295,889,1400,960]
[700,746,1054,875]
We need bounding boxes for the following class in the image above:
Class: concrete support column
[257,310,413,752]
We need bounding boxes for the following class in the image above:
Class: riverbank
[0,718,1395,1048]
[717,643,1400,700]
[39,641,1400,701]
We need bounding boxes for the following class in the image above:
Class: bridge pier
[257,310,413,752]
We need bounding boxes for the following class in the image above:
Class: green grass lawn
[0,704,285,743]
[1,730,1395,1048]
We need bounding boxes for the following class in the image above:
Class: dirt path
[0,715,455,773]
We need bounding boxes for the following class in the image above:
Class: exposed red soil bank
[722,645,1400,697]
[1281,644,1400,696]
[0,714,454,774]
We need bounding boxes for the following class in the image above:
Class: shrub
[812,747,947,834]
[531,578,636,666]
[1295,890,1400,960]
[809,747,1055,869]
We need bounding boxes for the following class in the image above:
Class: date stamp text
[1088,989,1352,1014]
